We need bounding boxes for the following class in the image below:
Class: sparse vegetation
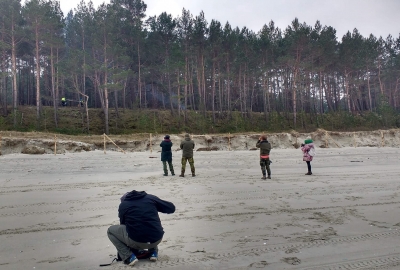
[0,106,399,136]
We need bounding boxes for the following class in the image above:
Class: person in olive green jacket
[256,135,272,179]
[179,133,195,177]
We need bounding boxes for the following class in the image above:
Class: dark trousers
[306,161,312,172]
[260,158,271,176]
[162,160,174,175]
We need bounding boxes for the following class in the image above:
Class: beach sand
[1,147,400,269]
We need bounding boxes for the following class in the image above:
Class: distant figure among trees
[61,97,67,107]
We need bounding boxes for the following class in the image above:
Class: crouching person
[107,190,175,266]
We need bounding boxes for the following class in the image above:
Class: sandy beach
[1,146,400,269]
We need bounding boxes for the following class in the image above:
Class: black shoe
[171,173,175,176]
[261,176,266,180]
[163,173,168,176]
[267,175,271,179]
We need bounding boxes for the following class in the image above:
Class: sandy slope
[1,146,400,270]
[1,129,400,155]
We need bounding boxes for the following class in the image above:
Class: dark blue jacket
[160,140,173,161]
[119,190,175,243]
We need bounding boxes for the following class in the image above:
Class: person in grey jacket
[179,133,195,177]
[256,135,272,179]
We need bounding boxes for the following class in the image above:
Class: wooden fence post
[104,134,126,154]
[104,133,106,154]
[150,133,152,153]
[228,133,231,151]
[353,132,357,148]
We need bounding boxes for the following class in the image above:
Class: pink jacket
[301,143,314,162]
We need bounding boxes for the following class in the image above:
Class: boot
[163,173,168,176]
[191,169,196,177]
[261,175,266,180]
[171,171,175,176]
[179,169,185,177]
[305,172,312,175]
[267,175,271,179]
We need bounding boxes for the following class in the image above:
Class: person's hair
[260,135,267,140]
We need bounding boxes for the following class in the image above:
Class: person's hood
[121,190,147,201]
[260,140,269,143]
[185,137,191,141]
[307,143,315,147]
[163,139,171,142]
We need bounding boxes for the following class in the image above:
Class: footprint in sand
[282,257,301,265]
[285,247,299,254]
[71,239,81,246]
[249,261,268,268]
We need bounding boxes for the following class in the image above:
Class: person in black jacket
[160,135,175,176]
[107,190,175,266]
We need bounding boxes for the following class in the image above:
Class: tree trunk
[344,72,351,112]
[292,68,298,128]
[50,47,58,128]
[227,60,231,115]
[138,43,141,109]
[168,73,174,115]
[35,24,41,126]
[211,60,216,123]
[11,21,18,126]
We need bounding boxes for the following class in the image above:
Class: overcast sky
[55,0,400,40]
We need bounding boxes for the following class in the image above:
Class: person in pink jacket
[301,139,315,175]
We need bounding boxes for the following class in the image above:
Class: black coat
[119,190,175,243]
[160,140,173,161]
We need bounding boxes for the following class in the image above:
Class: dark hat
[164,135,170,139]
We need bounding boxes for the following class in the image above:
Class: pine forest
[1,0,400,134]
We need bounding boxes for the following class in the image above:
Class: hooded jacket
[160,139,173,161]
[180,134,195,158]
[118,190,175,243]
